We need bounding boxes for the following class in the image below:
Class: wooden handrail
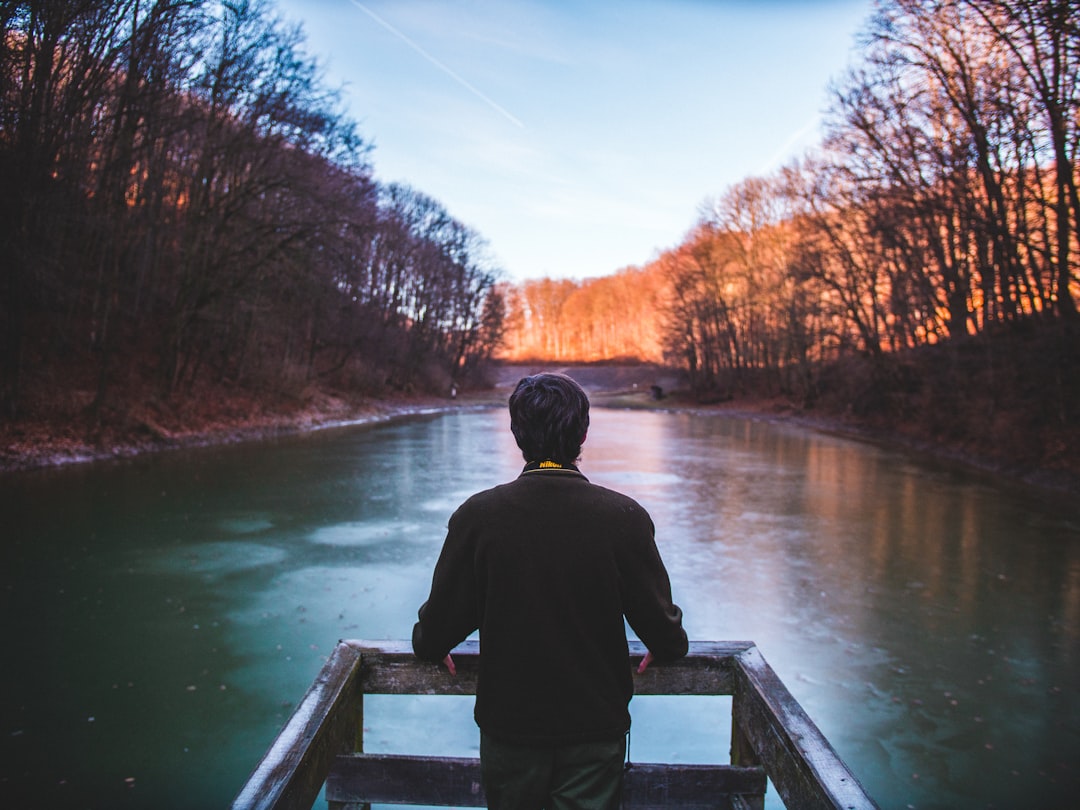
[231,643,363,810]
[232,640,878,810]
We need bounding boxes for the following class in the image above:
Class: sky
[275,0,875,281]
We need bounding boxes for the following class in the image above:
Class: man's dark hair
[509,373,590,465]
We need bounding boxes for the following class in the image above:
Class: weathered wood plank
[629,639,750,696]
[326,753,766,809]
[343,639,755,696]
[354,639,480,696]
[732,646,879,810]
[622,761,766,809]
[232,642,362,810]
[730,698,765,810]
[327,754,484,806]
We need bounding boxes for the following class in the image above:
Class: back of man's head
[509,373,590,465]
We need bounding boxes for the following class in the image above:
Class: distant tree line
[498,269,665,363]
[503,0,1077,423]
[0,0,503,421]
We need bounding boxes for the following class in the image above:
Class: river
[1,407,1077,809]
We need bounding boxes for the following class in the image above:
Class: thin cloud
[759,116,819,173]
[348,1,525,129]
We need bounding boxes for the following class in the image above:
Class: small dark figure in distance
[413,372,688,810]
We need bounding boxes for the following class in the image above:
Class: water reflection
[0,408,1077,809]
[583,410,1079,808]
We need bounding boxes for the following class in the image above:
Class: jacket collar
[520,460,586,479]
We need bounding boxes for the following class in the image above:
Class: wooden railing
[232,640,878,810]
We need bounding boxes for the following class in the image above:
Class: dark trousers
[479,732,626,810]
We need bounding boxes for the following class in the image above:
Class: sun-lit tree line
[0,0,503,420]
[498,268,666,362]
[503,0,1078,410]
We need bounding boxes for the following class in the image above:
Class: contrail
[348,0,525,129]
[759,116,818,172]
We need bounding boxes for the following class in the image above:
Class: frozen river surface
[1,407,1077,809]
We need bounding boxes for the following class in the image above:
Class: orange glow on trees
[498,267,667,363]
[502,0,1078,416]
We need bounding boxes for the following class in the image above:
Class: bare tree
[0,0,502,427]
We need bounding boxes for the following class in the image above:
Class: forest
[2,0,1078,482]
[499,0,1079,480]
[0,0,504,435]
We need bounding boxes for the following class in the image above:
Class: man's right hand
[443,654,457,676]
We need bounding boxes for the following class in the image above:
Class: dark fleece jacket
[412,464,688,745]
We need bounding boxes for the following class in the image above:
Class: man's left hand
[636,651,653,674]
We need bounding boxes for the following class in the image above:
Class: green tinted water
[1,408,1077,808]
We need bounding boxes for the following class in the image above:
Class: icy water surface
[1,408,1077,809]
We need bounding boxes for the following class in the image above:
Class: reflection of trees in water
[637,411,1080,809]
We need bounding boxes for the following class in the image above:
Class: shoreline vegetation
[4,359,1077,499]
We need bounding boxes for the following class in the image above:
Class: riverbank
[4,361,1078,497]
[699,396,1080,496]
[592,387,1080,497]
[499,361,1080,496]
[0,385,466,474]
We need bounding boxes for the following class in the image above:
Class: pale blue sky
[275,0,873,280]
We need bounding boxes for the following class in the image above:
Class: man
[412,372,688,810]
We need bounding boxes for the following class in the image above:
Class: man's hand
[443,654,457,676]
[636,651,653,674]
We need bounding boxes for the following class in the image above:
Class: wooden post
[232,642,363,810]
[731,646,878,810]
[354,681,365,754]
[330,656,369,810]
[731,681,766,810]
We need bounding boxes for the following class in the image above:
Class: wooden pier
[233,640,878,810]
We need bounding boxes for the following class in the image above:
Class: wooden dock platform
[233,640,878,809]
